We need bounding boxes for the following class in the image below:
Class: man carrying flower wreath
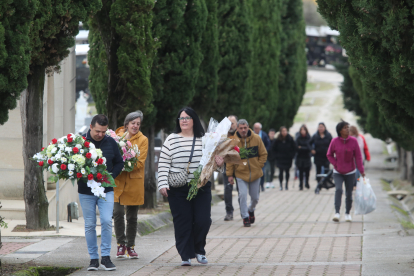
[78,114,124,271]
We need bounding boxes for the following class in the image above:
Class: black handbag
[168,136,196,188]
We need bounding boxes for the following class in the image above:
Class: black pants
[269,160,276,182]
[298,166,310,188]
[113,202,139,247]
[278,167,290,186]
[223,172,234,215]
[168,182,212,261]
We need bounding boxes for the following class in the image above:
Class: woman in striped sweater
[158,107,224,266]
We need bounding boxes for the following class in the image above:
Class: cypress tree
[0,2,36,125]
[211,0,253,120]
[150,0,208,131]
[190,0,219,121]
[317,0,414,135]
[273,0,307,130]
[248,0,281,129]
[88,0,157,129]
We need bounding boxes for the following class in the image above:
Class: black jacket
[78,130,124,195]
[271,134,296,169]
[295,133,312,168]
[310,131,333,166]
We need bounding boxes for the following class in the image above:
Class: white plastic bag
[354,177,376,215]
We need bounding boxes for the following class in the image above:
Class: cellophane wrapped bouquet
[187,118,243,200]
[106,129,140,172]
[32,133,116,198]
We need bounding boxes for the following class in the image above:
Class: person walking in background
[223,115,238,221]
[350,126,370,181]
[253,122,271,192]
[78,115,124,271]
[327,121,365,223]
[272,127,296,190]
[113,111,148,259]
[296,125,312,190]
[310,122,333,184]
[227,119,268,227]
[158,107,224,266]
[266,129,277,189]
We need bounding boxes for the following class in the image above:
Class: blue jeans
[79,192,114,259]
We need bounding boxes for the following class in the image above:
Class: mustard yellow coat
[114,127,148,205]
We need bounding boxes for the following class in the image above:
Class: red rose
[48,159,53,165]
[76,173,82,178]
[233,146,240,153]
[41,147,45,151]
[67,137,73,143]
[52,138,57,144]
[85,152,92,159]
[67,134,72,139]
[97,173,103,180]
[61,164,67,170]
[82,136,86,140]
[87,174,94,180]
[38,161,44,167]
[97,158,104,165]
[84,141,90,148]
[73,147,79,154]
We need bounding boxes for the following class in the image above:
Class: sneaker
[101,256,116,271]
[248,211,255,224]
[181,259,191,266]
[196,254,208,264]
[333,213,340,222]
[271,184,275,188]
[224,213,233,221]
[243,217,251,227]
[87,259,99,271]
[116,244,127,258]
[345,214,352,222]
[126,246,139,259]
[265,182,270,189]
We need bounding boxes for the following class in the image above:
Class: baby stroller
[315,168,335,194]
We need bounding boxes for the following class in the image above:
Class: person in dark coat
[272,126,296,190]
[310,122,333,183]
[296,125,312,190]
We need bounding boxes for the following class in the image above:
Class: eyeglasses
[178,117,192,121]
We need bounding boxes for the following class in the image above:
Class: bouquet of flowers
[32,133,116,198]
[187,118,243,200]
[106,129,140,172]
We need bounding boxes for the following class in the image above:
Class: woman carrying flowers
[113,111,148,259]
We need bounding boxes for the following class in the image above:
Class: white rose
[81,168,86,174]
[68,171,74,176]
[52,163,59,174]
[55,153,62,159]
[102,157,107,164]
[65,147,72,153]
[90,149,98,160]
[128,162,131,167]
[119,141,126,147]
[68,164,75,171]
[51,147,58,154]
[89,143,95,149]
[75,144,82,149]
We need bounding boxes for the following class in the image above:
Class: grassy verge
[306,82,335,92]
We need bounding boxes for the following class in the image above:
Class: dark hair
[277,126,288,141]
[269,128,276,132]
[91,114,108,127]
[173,107,205,138]
[299,124,309,136]
[336,120,349,136]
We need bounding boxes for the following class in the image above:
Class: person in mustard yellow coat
[113,111,148,259]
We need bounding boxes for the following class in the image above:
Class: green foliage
[0,1,37,124]
[273,0,307,130]
[190,0,219,122]
[248,0,281,130]
[89,0,158,128]
[211,0,253,120]
[150,0,208,131]
[317,0,414,139]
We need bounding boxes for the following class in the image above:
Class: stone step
[0,200,26,220]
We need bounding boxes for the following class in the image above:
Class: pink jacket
[326,136,364,175]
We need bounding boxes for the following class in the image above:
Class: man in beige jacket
[227,119,268,227]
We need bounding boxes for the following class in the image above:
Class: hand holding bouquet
[32,133,116,198]
[106,129,140,172]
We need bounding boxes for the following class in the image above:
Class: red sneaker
[126,246,139,259]
[116,244,127,258]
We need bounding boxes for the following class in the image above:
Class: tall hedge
[317,0,414,136]
[273,0,306,130]
[248,0,281,129]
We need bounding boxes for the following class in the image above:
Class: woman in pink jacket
[327,121,365,222]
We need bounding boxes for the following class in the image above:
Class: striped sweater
[158,134,202,190]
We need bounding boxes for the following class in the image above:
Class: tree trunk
[142,126,157,208]
[20,65,49,230]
